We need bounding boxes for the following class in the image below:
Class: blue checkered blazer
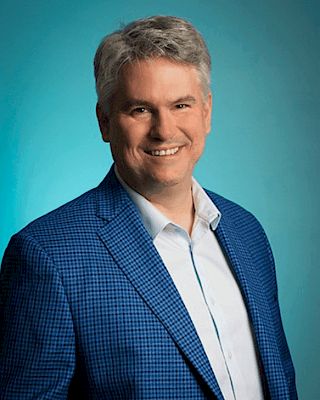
[0,166,297,399]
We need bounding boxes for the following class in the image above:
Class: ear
[204,91,212,135]
[96,103,110,142]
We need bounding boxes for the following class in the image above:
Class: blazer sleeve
[263,231,298,399]
[0,233,76,399]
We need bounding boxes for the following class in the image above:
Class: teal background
[1,0,319,398]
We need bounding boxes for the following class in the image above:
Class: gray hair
[94,15,211,111]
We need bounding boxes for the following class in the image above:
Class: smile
[147,147,180,156]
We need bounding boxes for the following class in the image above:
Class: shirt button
[228,351,232,360]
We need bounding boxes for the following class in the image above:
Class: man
[0,16,297,399]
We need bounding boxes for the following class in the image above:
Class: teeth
[150,147,179,156]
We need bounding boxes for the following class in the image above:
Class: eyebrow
[172,96,197,105]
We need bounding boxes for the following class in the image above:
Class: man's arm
[262,230,298,399]
[0,233,76,399]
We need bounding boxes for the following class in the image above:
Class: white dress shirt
[116,170,264,400]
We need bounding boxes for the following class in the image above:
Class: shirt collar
[192,178,221,231]
[115,167,221,240]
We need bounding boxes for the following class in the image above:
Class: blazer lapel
[211,194,290,399]
[95,168,224,400]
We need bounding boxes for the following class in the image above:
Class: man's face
[97,57,212,195]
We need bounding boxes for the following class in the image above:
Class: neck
[141,182,195,235]
[115,167,195,235]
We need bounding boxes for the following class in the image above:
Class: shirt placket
[190,222,237,400]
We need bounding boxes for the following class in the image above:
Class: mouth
[145,146,180,157]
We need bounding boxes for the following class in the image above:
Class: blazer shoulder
[1,185,103,278]
[205,189,276,268]
[3,167,129,261]
[20,187,97,234]
[4,182,108,261]
[205,189,261,228]
[14,166,128,242]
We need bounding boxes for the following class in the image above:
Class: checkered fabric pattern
[0,166,297,399]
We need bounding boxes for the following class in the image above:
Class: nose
[150,110,176,141]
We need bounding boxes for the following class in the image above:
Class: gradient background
[1,0,319,398]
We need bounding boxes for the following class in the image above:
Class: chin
[146,174,188,191]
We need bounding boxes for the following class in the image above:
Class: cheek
[117,123,149,148]
[194,138,206,159]
[109,132,143,164]
[181,111,208,132]
[109,125,133,150]
[190,126,207,159]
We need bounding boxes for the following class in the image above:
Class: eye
[175,103,190,109]
[131,107,149,114]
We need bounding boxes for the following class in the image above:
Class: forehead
[115,58,203,102]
